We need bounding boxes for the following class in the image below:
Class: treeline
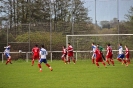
[0,0,133,59]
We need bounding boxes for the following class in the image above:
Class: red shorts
[96,57,103,62]
[125,54,129,59]
[106,54,113,59]
[33,54,39,60]
[68,53,73,57]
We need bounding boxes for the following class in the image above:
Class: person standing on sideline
[4,44,12,65]
[67,43,76,64]
[117,43,127,66]
[125,45,130,65]
[97,44,105,61]
[90,43,96,64]
[31,44,40,66]
[38,45,53,72]
[61,46,67,64]
[106,43,114,66]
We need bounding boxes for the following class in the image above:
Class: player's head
[97,44,99,48]
[35,44,38,47]
[125,45,128,48]
[119,43,122,46]
[92,42,95,46]
[68,43,71,45]
[107,43,110,46]
[41,45,44,48]
[8,44,11,47]
[63,46,66,48]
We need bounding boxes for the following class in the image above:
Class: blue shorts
[5,53,10,58]
[39,59,47,63]
[117,54,125,59]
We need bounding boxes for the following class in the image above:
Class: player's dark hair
[119,43,122,46]
[41,45,44,48]
[68,43,71,45]
[92,42,95,45]
[35,44,38,47]
[108,43,110,46]
[125,45,128,47]
[63,46,66,48]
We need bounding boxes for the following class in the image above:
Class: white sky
[82,0,133,23]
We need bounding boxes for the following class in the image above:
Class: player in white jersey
[4,44,12,65]
[117,43,127,66]
[38,45,53,72]
[90,43,96,64]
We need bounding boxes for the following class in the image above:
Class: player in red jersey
[31,44,40,66]
[95,47,106,68]
[106,43,114,66]
[67,43,76,64]
[125,45,130,65]
[61,46,67,64]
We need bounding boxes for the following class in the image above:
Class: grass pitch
[0,59,133,88]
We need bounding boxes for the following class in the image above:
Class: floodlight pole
[117,0,119,44]
[6,25,8,45]
[50,0,52,62]
[95,0,97,29]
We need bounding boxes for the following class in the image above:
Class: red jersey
[125,47,129,58]
[95,48,102,58]
[32,47,40,55]
[62,48,67,55]
[95,48,103,62]
[106,46,113,56]
[67,45,73,56]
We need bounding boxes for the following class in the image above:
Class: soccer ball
[19,50,22,53]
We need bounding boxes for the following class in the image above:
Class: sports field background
[0,59,133,88]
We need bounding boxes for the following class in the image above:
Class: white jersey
[92,45,96,53]
[4,46,10,54]
[40,48,48,59]
[118,46,123,54]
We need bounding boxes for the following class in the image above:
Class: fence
[1,50,133,63]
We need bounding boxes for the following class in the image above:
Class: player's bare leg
[68,57,71,64]
[117,58,122,62]
[102,61,106,68]
[106,58,110,65]
[6,56,12,65]
[38,62,42,72]
[110,59,114,66]
[46,63,53,71]
[72,57,76,64]
[92,56,95,64]
[95,62,99,68]
[32,59,34,66]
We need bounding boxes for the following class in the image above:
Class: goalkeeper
[97,44,105,61]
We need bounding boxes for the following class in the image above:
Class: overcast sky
[82,0,133,23]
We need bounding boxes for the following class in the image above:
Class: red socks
[38,64,41,68]
[117,58,122,62]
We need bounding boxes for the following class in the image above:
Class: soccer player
[90,43,96,64]
[106,43,114,66]
[67,43,76,64]
[31,44,40,66]
[97,44,105,61]
[125,45,130,65]
[38,45,53,72]
[117,43,127,66]
[61,46,67,64]
[4,44,12,65]
[94,46,106,68]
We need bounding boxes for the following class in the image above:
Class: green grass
[0,59,133,88]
